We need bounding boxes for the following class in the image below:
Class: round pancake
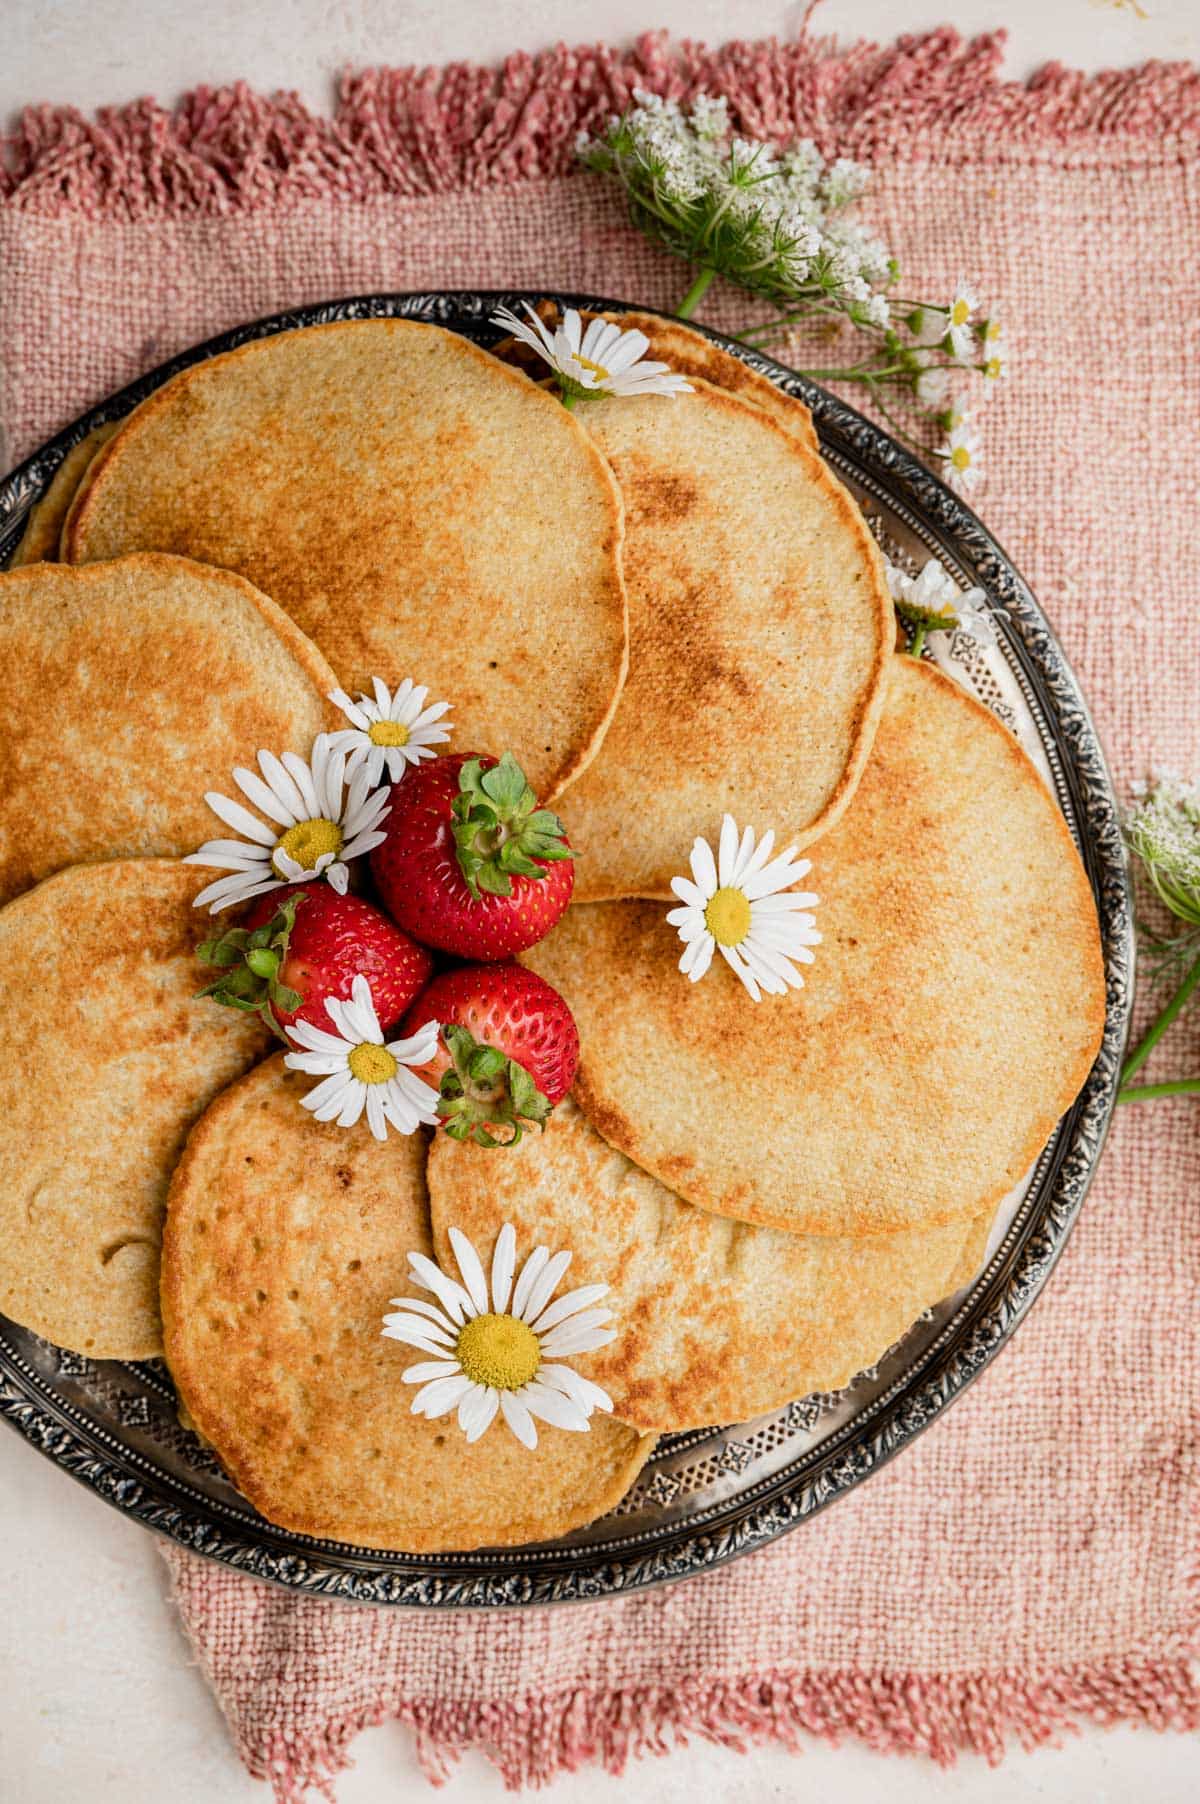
[9,421,118,567]
[64,320,629,801]
[428,1098,981,1432]
[0,554,337,906]
[563,379,892,899]
[599,312,820,454]
[162,1057,654,1551]
[0,860,270,1358]
[526,657,1106,1236]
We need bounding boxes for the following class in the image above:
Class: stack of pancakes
[0,313,1105,1551]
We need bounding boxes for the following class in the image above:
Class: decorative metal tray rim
[0,291,1133,1608]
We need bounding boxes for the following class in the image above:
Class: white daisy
[667,813,821,1002]
[946,280,981,361]
[980,328,1009,394]
[326,677,453,787]
[382,1223,616,1449]
[185,735,390,913]
[283,974,440,1140]
[491,303,693,401]
[915,365,951,409]
[885,556,996,647]
[940,417,985,494]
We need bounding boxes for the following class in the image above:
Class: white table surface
[2,4,1197,1801]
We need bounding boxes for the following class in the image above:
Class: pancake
[599,312,820,454]
[162,1057,654,1551]
[64,319,629,801]
[563,379,892,898]
[0,555,337,906]
[428,1098,981,1432]
[8,422,118,567]
[526,657,1106,1236]
[0,860,270,1358]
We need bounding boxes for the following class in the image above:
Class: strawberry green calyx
[451,752,573,901]
[436,1023,552,1148]
[195,894,303,1040]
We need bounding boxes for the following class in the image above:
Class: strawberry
[402,963,579,1147]
[371,751,574,960]
[196,882,432,1039]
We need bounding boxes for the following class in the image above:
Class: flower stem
[1116,1077,1200,1104]
[559,389,577,411]
[676,267,717,319]
[1120,943,1200,1084]
[908,623,927,659]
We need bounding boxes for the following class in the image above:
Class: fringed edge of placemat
[2,26,1199,219]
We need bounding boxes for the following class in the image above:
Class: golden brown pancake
[162,1057,654,1551]
[0,555,337,906]
[527,658,1106,1236]
[428,1098,981,1432]
[599,311,820,453]
[8,422,118,567]
[0,861,270,1358]
[563,379,892,898]
[64,320,629,801]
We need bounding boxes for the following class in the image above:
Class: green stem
[676,267,717,319]
[1120,943,1200,1084]
[1116,1077,1200,1104]
[559,388,578,411]
[908,623,927,659]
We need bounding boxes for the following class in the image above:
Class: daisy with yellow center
[283,974,440,1140]
[945,280,981,362]
[491,303,692,404]
[382,1223,616,1448]
[940,416,985,495]
[327,676,453,787]
[186,734,390,913]
[667,813,821,1002]
[979,325,1009,394]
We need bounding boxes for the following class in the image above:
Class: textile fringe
[238,1662,1200,1799]
[3,28,1199,218]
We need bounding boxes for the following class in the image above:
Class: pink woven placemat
[3,25,1199,1802]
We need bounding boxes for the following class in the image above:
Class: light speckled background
[3,3,1196,1800]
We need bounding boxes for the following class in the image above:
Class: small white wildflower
[916,366,951,408]
[946,280,981,360]
[1125,773,1200,925]
[940,416,985,493]
[821,156,870,206]
[885,556,996,646]
[689,93,729,140]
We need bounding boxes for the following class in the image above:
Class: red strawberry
[371,751,574,960]
[196,882,432,1039]
[402,964,579,1147]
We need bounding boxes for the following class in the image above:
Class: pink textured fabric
[3,26,1199,1801]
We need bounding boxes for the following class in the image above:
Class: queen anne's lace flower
[1126,773,1200,926]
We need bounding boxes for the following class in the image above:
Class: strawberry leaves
[436,1022,553,1148]
[450,753,573,901]
[196,894,304,1040]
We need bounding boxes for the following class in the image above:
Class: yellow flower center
[368,719,410,748]
[273,817,343,873]
[348,1042,398,1085]
[704,886,752,947]
[456,1313,541,1390]
[984,319,1002,343]
[950,445,973,471]
[984,358,1002,381]
[950,299,971,327]
[576,352,611,381]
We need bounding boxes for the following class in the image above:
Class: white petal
[411,1373,472,1417]
[537,1322,618,1357]
[529,1283,610,1334]
[538,1364,614,1416]
[364,1086,388,1140]
[286,1018,351,1055]
[490,1224,517,1315]
[203,792,278,847]
[679,932,714,980]
[283,1050,350,1079]
[735,826,775,886]
[717,814,740,886]
[257,751,308,821]
[408,1252,474,1324]
[499,1391,538,1449]
[191,870,283,912]
[669,876,706,909]
[400,1359,461,1383]
[459,1384,499,1443]
[519,1249,572,1326]
[510,1245,550,1320]
[232,763,298,828]
[382,1324,458,1357]
[329,689,373,731]
[184,839,272,871]
[326,861,350,895]
[520,1383,590,1432]
[688,836,717,896]
[449,1227,490,1316]
[386,1296,458,1332]
[381,1314,456,1351]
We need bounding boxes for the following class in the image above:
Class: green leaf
[246,948,280,979]
[475,863,514,898]
[272,983,302,1013]
[467,1045,506,1084]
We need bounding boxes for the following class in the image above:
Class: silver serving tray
[0,292,1133,1607]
